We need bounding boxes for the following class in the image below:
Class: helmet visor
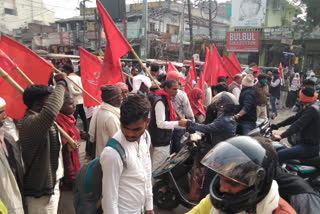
[201,141,262,187]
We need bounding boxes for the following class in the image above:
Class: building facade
[0,0,55,35]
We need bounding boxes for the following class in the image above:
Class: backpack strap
[106,138,127,168]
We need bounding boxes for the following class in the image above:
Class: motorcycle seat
[300,156,320,167]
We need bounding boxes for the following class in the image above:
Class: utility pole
[82,0,86,47]
[178,1,186,62]
[141,0,148,60]
[209,0,213,41]
[187,0,193,54]
[94,8,99,50]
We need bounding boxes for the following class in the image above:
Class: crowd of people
[1,59,320,214]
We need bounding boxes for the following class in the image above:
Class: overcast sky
[43,0,229,19]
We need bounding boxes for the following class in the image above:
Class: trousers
[278,144,319,163]
[151,145,170,171]
[26,181,60,214]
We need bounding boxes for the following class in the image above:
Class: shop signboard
[231,0,267,27]
[264,27,293,40]
[226,31,259,52]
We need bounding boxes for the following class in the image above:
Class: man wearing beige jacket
[89,85,122,157]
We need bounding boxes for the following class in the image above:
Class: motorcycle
[152,132,208,210]
[248,119,320,191]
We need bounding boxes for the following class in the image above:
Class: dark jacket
[148,95,173,147]
[277,101,320,145]
[18,81,66,197]
[186,113,236,146]
[270,77,281,97]
[238,87,257,122]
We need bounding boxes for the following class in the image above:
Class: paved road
[58,108,294,214]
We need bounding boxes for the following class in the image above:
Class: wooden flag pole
[122,72,133,79]
[15,67,33,85]
[119,59,125,83]
[130,49,161,89]
[53,67,101,105]
[0,67,78,150]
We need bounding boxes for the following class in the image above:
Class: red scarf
[189,88,206,117]
[153,89,176,121]
[56,113,81,186]
[56,113,80,143]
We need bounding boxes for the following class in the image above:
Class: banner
[231,0,267,27]
[226,31,259,52]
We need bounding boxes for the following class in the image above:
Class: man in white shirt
[149,79,182,170]
[100,94,153,214]
[167,71,195,153]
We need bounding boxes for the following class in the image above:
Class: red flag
[166,62,186,86]
[195,71,205,102]
[222,54,241,85]
[0,49,17,79]
[229,52,242,72]
[278,62,283,77]
[251,64,261,75]
[0,34,53,119]
[96,0,131,85]
[204,44,228,86]
[185,57,196,95]
[203,46,213,86]
[79,47,103,107]
[167,62,178,73]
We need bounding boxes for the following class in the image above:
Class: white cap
[0,97,6,110]
[132,74,152,93]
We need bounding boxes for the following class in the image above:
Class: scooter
[248,119,320,191]
[152,132,208,210]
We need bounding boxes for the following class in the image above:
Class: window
[150,22,156,32]
[4,0,17,15]
[4,8,17,15]
[273,0,280,9]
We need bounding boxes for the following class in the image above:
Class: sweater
[18,81,66,197]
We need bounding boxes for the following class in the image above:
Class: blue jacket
[186,113,237,146]
[239,87,257,122]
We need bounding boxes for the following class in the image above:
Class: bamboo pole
[119,59,125,83]
[16,67,33,85]
[0,67,78,150]
[53,67,101,105]
[130,49,161,89]
[122,72,133,79]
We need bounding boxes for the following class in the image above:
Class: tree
[291,0,320,27]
